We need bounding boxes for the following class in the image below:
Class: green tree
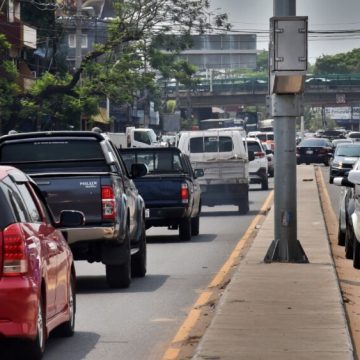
[314,48,360,74]
[0,35,20,133]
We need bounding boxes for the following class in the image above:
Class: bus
[199,118,244,130]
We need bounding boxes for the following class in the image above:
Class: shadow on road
[147,233,216,244]
[76,274,169,294]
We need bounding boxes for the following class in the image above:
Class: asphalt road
[42,181,273,360]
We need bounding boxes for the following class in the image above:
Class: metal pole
[264,0,308,263]
[75,0,82,69]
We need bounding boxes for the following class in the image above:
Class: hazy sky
[210,0,360,63]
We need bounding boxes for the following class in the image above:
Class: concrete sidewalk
[193,165,354,360]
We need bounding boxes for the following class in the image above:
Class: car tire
[238,201,249,214]
[329,175,334,184]
[261,177,269,190]
[179,217,192,241]
[191,215,200,236]
[269,169,274,178]
[354,239,360,269]
[26,296,46,360]
[131,221,147,278]
[338,219,345,246]
[106,225,131,288]
[54,274,76,337]
[345,225,354,259]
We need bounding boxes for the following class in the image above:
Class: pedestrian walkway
[193,165,354,360]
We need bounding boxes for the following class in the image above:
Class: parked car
[296,138,333,165]
[329,143,360,183]
[334,163,360,268]
[0,165,84,359]
[246,137,269,190]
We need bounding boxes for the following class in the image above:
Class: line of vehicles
[0,124,275,358]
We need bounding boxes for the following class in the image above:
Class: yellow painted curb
[161,190,274,360]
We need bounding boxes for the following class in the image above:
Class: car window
[247,142,261,153]
[16,183,42,223]
[190,136,233,153]
[0,177,31,223]
[299,139,328,147]
[335,146,360,157]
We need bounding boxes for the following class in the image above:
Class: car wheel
[131,221,147,278]
[269,169,274,178]
[354,239,360,269]
[191,215,200,236]
[324,158,329,166]
[106,225,131,288]
[261,177,269,190]
[238,201,249,214]
[345,225,354,259]
[179,217,191,241]
[55,274,76,337]
[329,175,334,184]
[26,296,46,360]
[338,218,345,246]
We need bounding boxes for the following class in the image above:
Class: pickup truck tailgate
[33,175,103,223]
[134,175,184,207]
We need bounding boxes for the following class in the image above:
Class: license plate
[306,150,313,155]
[145,209,150,218]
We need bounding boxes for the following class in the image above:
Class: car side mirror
[248,151,255,162]
[194,168,204,178]
[58,210,85,227]
[131,163,148,178]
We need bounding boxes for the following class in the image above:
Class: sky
[210,0,360,63]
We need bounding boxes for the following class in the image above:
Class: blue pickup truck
[120,147,203,241]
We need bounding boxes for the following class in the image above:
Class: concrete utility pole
[75,0,82,69]
[264,0,308,263]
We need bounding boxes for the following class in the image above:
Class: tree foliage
[313,48,360,74]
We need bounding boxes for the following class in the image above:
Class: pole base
[264,239,309,263]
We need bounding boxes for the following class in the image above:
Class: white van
[178,130,251,214]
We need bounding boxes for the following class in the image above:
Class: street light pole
[75,0,82,70]
[264,0,308,263]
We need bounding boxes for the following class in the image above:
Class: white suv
[246,138,269,190]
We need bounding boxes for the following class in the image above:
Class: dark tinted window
[247,142,262,152]
[190,136,233,153]
[0,139,104,162]
[1,177,31,222]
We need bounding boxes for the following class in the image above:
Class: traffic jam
[0,125,274,359]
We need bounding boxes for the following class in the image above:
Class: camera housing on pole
[269,16,308,95]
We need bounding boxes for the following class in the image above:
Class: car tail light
[181,183,189,205]
[254,151,265,158]
[2,223,28,276]
[101,186,116,220]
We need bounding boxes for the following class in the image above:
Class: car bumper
[249,168,267,183]
[297,154,328,164]
[145,207,188,227]
[330,167,352,178]
[0,277,38,339]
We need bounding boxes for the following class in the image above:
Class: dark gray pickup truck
[120,147,203,241]
[0,131,147,288]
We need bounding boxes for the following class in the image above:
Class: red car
[0,166,84,359]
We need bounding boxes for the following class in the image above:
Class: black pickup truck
[120,147,203,241]
[0,131,147,289]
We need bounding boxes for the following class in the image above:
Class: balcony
[0,14,37,50]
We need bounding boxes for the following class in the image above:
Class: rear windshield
[247,142,262,152]
[189,136,233,153]
[0,139,108,172]
[121,151,184,174]
[299,139,330,147]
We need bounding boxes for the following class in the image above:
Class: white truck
[107,127,160,149]
[177,129,252,214]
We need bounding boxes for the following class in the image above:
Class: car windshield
[335,146,360,157]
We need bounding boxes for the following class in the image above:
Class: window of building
[68,34,88,49]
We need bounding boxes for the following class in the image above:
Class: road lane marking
[161,190,274,360]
